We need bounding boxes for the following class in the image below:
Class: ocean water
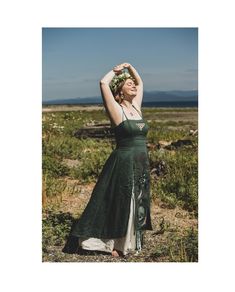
[42,100,198,108]
[79,101,198,108]
[142,101,198,107]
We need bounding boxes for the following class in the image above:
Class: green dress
[62,104,153,254]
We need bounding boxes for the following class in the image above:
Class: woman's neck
[120,98,133,109]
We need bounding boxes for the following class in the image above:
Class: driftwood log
[74,123,114,139]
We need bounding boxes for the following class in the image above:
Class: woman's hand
[113,62,131,74]
[122,63,131,68]
[112,64,124,74]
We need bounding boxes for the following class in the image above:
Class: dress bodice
[112,104,149,147]
[114,119,148,139]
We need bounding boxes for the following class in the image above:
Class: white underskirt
[78,182,137,256]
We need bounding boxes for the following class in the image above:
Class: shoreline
[42,104,198,112]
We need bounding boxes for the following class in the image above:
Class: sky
[42,28,198,101]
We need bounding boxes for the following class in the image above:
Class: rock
[158,140,172,148]
[189,129,198,136]
[165,139,193,149]
[147,143,156,150]
[155,138,194,151]
[150,160,167,177]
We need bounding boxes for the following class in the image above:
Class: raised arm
[100,69,123,127]
[124,63,144,109]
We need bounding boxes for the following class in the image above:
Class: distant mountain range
[42,90,198,105]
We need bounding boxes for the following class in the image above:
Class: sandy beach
[42,105,104,112]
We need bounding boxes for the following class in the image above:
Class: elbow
[100,80,109,86]
[136,79,143,87]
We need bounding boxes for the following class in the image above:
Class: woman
[62,63,153,257]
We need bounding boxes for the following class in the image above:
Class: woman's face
[121,78,137,98]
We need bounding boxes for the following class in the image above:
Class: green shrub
[42,156,70,178]
[150,147,198,213]
[70,142,113,182]
[152,227,198,262]
[42,210,75,252]
[43,136,83,160]
[43,175,67,198]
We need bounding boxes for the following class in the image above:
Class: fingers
[113,64,123,70]
[114,62,130,66]
[113,63,131,73]
[120,62,131,68]
[113,65,124,74]
[113,68,122,73]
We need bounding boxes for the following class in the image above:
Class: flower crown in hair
[109,70,135,94]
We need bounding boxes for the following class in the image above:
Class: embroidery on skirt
[132,151,150,251]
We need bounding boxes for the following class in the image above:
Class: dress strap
[120,104,129,121]
[132,104,143,118]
